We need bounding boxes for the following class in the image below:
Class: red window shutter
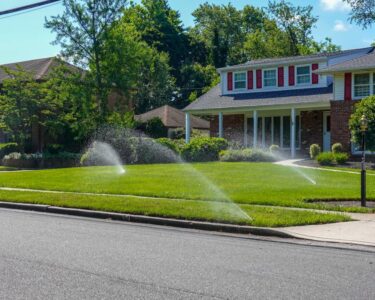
[247,70,253,89]
[288,66,295,86]
[344,73,352,101]
[227,72,233,91]
[312,63,319,84]
[256,69,262,89]
[278,67,284,87]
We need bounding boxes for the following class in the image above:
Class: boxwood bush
[334,152,349,164]
[332,143,343,154]
[309,144,321,159]
[219,148,275,162]
[316,152,335,165]
[181,137,228,162]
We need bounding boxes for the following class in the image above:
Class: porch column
[253,110,258,147]
[291,108,296,158]
[244,114,248,147]
[218,112,224,138]
[185,112,191,144]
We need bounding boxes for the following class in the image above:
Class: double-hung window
[234,72,246,90]
[296,65,311,84]
[353,73,370,98]
[263,69,277,87]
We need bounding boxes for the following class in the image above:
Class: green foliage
[269,144,280,154]
[0,143,19,158]
[332,143,344,154]
[344,0,375,29]
[350,95,375,151]
[219,148,275,162]
[181,137,228,162]
[334,153,349,165]
[137,117,168,138]
[156,138,180,153]
[316,152,335,166]
[310,144,321,159]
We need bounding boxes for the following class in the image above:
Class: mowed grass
[0,162,373,212]
[0,190,350,227]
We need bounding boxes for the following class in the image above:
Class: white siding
[334,74,345,100]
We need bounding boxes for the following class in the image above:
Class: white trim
[185,113,191,144]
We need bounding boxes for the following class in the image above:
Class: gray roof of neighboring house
[184,84,333,112]
[0,57,79,82]
[317,49,375,74]
[218,47,374,71]
[135,105,210,129]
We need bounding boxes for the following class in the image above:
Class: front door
[323,111,331,152]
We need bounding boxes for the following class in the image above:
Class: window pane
[354,85,370,97]
[264,69,276,87]
[297,75,310,84]
[234,81,246,89]
[283,116,291,148]
[354,74,370,85]
[273,117,281,146]
[234,72,246,89]
[297,66,310,75]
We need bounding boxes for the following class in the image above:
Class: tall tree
[345,0,375,29]
[267,0,318,56]
[45,0,127,121]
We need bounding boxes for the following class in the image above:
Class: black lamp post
[360,114,368,207]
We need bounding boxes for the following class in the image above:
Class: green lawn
[0,162,372,227]
[0,190,350,227]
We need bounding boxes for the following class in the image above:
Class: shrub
[181,137,228,162]
[136,117,168,138]
[316,152,335,166]
[332,143,343,154]
[0,143,19,158]
[219,148,275,162]
[156,138,179,153]
[269,144,280,153]
[3,152,21,160]
[309,144,321,159]
[135,138,178,164]
[334,152,349,164]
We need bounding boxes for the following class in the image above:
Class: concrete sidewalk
[279,213,375,247]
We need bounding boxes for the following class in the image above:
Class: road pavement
[0,208,374,299]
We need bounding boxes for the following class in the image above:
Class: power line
[0,0,61,16]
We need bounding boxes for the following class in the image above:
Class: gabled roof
[0,57,79,82]
[135,105,210,129]
[316,49,375,74]
[218,47,374,72]
[184,84,333,113]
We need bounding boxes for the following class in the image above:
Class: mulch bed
[315,200,375,209]
[295,159,375,170]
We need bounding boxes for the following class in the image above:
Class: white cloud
[320,0,350,11]
[333,20,349,32]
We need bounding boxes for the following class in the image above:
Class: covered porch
[185,104,331,158]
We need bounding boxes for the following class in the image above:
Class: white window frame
[352,72,373,100]
[295,64,311,86]
[233,71,247,91]
[263,68,277,88]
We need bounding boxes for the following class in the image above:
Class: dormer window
[263,69,277,87]
[234,72,246,90]
[296,65,311,84]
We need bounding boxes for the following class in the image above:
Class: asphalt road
[0,209,374,299]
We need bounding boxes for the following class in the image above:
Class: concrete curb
[0,201,296,239]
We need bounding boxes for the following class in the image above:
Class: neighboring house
[184,47,375,157]
[135,105,210,138]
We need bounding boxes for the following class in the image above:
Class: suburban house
[135,105,210,138]
[184,47,375,157]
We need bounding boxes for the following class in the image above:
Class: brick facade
[210,114,244,143]
[330,100,357,153]
[300,110,324,153]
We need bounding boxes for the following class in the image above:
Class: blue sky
[0,0,373,64]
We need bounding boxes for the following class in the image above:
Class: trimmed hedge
[334,153,349,164]
[181,137,228,162]
[309,144,321,159]
[332,143,343,154]
[219,148,275,162]
[316,152,349,166]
